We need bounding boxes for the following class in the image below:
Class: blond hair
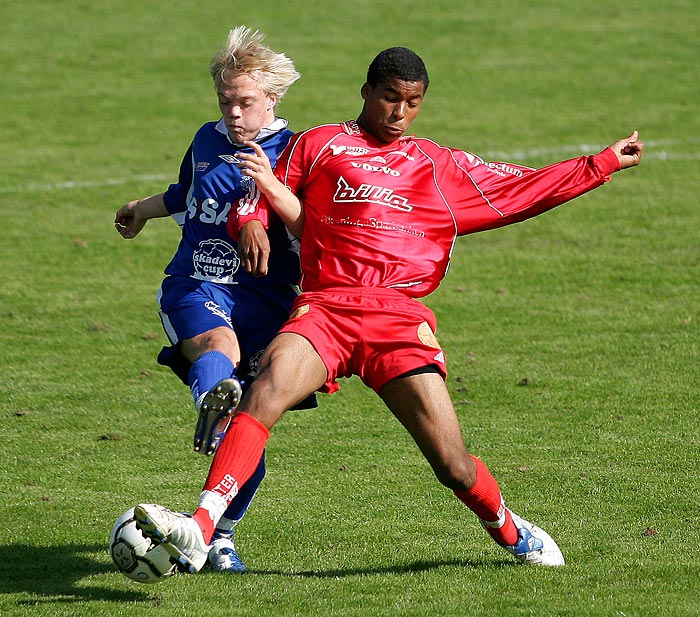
[209,26,300,103]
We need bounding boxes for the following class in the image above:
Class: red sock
[453,455,519,546]
[192,412,269,541]
[193,508,217,544]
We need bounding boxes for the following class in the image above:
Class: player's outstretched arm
[608,131,644,170]
[114,193,168,239]
[238,141,304,237]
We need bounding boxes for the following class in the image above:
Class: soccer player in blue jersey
[114,26,309,573]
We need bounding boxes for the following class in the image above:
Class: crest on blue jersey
[240,175,255,193]
[192,239,240,281]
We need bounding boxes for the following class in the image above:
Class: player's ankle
[193,509,215,543]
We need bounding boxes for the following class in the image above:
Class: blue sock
[218,451,266,527]
[188,350,235,408]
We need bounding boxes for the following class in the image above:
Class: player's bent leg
[379,371,476,489]
[380,372,565,566]
[191,334,327,541]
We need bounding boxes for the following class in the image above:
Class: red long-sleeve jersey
[233,120,620,298]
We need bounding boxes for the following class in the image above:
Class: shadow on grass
[0,543,158,605]
[253,558,516,578]
[0,542,516,607]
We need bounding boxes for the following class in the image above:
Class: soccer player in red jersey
[134,46,643,572]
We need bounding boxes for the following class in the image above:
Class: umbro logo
[219,154,241,164]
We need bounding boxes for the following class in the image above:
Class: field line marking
[484,137,700,161]
[1,138,697,195]
[0,173,172,195]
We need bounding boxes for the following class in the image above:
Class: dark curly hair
[366,47,429,91]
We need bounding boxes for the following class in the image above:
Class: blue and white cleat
[194,377,242,456]
[208,530,247,573]
[134,504,210,574]
[499,510,565,566]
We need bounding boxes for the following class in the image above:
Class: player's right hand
[115,201,146,239]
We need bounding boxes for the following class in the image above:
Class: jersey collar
[215,117,289,147]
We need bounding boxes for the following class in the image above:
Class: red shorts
[278,287,447,394]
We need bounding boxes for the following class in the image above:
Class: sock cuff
[189,351,236,409]
[198,490,229,522]
[197,350,235,366]
[233,412,270,440]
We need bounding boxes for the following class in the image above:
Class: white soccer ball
[110,507,178,584]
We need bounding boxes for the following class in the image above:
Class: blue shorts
[158,275,298,378]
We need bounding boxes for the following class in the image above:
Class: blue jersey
[162,118,300,286]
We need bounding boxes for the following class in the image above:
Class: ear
[266,93,278,112]
[360,83,370,100]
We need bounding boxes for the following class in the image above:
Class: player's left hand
[609,131,644,169]
[239,219,270,276]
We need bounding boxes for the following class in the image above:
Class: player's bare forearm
[238,141,304,237]
[261,184,304,238]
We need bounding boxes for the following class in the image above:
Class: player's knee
[238,381,285,430]
[241,373,276,410]
[241,368,289,412]
[182,327,238,362]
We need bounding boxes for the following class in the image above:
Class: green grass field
[1,1,698,615]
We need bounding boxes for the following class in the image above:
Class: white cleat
[194,377,242,456]
[500,510,565,566]
[134,504,210,574]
